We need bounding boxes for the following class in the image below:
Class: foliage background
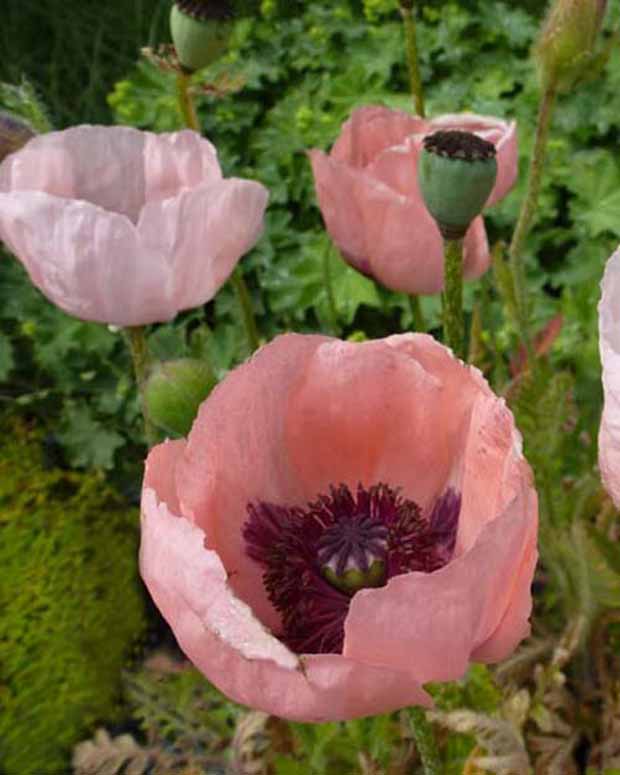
[1,0,620,772]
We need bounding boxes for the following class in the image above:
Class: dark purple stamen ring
[243,482,460,655]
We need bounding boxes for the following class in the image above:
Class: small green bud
[170,0,234,73]
[0,111,35,163]
[145,358,216,437]
[418,130,498,240]
[322,559,386,595]
[534,0,607,92]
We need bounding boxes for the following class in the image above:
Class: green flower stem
[408,294,426,333]
[125,326,158,449]
[409,708,441,775]
[231,268,261,353]
[400,3,425,117]
[442,238,464,358]
[508,81,557,351]
[177,65,262,353]
[176,71,199,132]
[322,240,340,333]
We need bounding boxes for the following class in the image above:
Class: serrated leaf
[59,404,125,470]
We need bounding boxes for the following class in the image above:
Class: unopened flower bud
[170,0,234,73]
[534,0,607,91]
[418,130,497,240]
[0,111,35,163]
[145,358,216,436]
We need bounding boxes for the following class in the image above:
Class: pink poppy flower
[599,246,620,505]
[0,126,268,326]
[309,106,518,295]
[140,333,537,722]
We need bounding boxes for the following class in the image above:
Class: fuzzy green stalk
[409,708,441,775]
[442,238,464,358]
[409,294,426,332]
[231,268,261,352]
[176,67,261,352]
[322,240,340,333]
[400,2,425,116]
[508,81,557,351]
[176,70,199,131]
[126,326,158,448]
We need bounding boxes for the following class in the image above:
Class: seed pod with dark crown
[417,130,498,241]
[534,0,608,92]
[170,0,235,73]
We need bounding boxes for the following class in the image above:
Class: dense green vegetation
[1,0,620,772]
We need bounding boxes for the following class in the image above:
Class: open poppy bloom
[599,246,620,505]
[0,126,268,326]
[140,333,537,722]
[309,107,517,295]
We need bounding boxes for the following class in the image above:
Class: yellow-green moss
[0,419,146,775]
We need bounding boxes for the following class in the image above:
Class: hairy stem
[125,326,158,448]
[176,71,199,131]
[442,238,464,358]
[400,3,425,117]
[409,708,442,775]
[322,240,340,333]
[231,268,261,353]
[508,82,557,349]
[409,294,426,332]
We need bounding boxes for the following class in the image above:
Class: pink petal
[331,105,426,168]
[311,139,491,295]
[599,246,620,506]
[457,393,532,553]
[176,334,330,631]
[462,217,491,280]
[425,113,518,206]
[284,335,487,509]
[138,178,268,311]
[310,149,447,294]
[142,441,432,721]
[0,191,175,326]
[472,501,538,662]
[0,126,222,223]
[143,130,222,203]
[0,126,148,222]
[343,485,537,683]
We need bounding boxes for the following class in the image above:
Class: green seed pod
[0,111,35,163]
[322,559,386,595]
[145,358,216,437]
[170,0,234,73]
[534,0,607,92]
[418,130,498,240]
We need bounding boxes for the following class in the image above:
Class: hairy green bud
[534,0,607,91]
[145,358,216,436]
[418,130,497,240]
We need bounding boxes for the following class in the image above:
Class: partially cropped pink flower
[309,106,517,295]
[140,333,537,722]
[599,246,620,505]
[0,126,268,326]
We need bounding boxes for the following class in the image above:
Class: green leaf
[0,331,15,381]
[58,403,125,470]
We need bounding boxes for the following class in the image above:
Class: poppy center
[317,513,388,593]
[243,483,460,655]
[423,130,496,162]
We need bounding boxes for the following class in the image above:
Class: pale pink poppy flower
[140,333,538,722]
[309,106,518,295]
[599,246,620,505]
[0,126,268,326]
